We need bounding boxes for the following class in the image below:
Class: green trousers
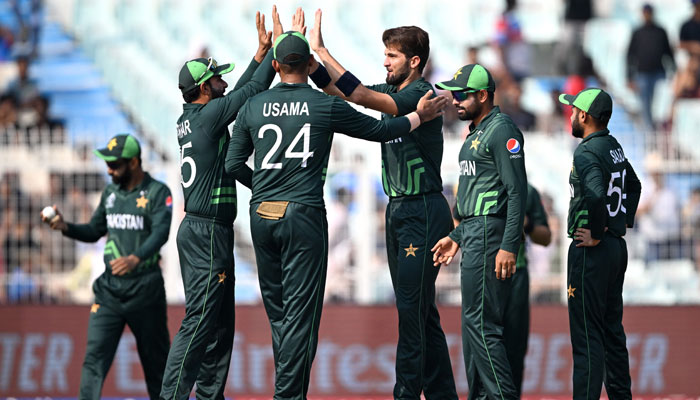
[386,192,458,400]
[503,267,529,397]
[79,271,169,400]
[160,214,236,400]
[567,234,632,400]
[455,216,517,400]
[250,202,327,400]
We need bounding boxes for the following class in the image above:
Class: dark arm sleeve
[527,186,549,228]
[662,30,676,72]
[232,58,261,91]
[225,104,254,189]
[491,124,527,254]
[330,98,411,142]
[201,51,276,136]
[576,150,607,240]
[133,185,172,260]
[63,191,108,242]
[624,160,642,228]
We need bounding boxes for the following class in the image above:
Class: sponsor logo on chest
[459,160,477,176]
[106,213,145,230]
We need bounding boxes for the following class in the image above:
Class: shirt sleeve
[387,84,427,116]
[232,57,261,91]
[575,149,607,240]
[132,184,172,261]
[63,190,108,242]
[330,98,411,142]
[527,186,549,228]
[626,30,638,79]
[225,103,254,189]
[200,51,276,138]
[624,160,642,228]
[490,123,527,254]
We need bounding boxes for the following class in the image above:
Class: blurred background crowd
[1,0,700,306]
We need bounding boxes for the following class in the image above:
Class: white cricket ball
[42,206,56,220]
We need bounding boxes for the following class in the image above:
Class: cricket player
[308,10,458,398]
[42,134,172,400]
[432,64,527,400]
[160,10,277,400]
[559,87,641,400]
[225,30,447,399]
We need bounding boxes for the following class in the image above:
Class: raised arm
[309,9,400,115]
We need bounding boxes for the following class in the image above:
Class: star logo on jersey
[404,243,419,257]
[453,68,463,80]
[567,284,576,298]
[470,137,481,150]
[218,271,227,283]
[107,138,118,151]
[136,195,148,208]
[91,303,100,313]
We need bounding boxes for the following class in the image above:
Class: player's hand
[271,5,283,40]
[255,11,273,61]
[41,205,67,232]
[574,228,600,247]
[431,236,459,267]
[309,9,325,52]
[495,249,516,280]
[110,254,141,276]
[291,7,306,35]
[416,90,448,123]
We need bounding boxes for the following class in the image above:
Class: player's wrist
[335,71,361,97]
[309,63,331,88]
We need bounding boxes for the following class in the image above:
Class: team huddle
[41,5,642,400]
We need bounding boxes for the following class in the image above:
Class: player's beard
[458,102,481,121]
[210,85,225,99]
[112,167,131,185]
[386,67,410,86]
[571,118,584,138]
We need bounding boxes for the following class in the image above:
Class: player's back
[240,83,336,209]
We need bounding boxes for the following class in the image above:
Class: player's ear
[409,55,421,70]
[199,81,209,97]
[272,59,281,73]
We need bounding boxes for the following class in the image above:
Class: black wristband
[309,64,332,88]
[335,71,361,97]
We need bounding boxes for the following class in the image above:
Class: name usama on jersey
[262,102,309,117]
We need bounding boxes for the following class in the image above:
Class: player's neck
[472,105,494,127]
[396,71,421,91]
[123,169,145,191]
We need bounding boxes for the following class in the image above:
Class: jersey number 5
[180,142,196,188]
[607,169,627,217]
[258,123,314,169]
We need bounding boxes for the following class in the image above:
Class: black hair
[382,26,430,74]
[181,81,210,103]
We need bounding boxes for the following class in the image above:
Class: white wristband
[407,112,421,132]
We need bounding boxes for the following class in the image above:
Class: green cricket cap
[273,31,310,65]
[94,134,141,162]
[558,87,613,120]
[436,64,496,92]
[178,57,235,94]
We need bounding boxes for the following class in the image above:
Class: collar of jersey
[581,128,610,143]
[469,105,500,134]
[274,82,312,88]
[396,77,426,92]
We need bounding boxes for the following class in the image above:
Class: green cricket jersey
[451,106,527,254]
[64,173,173,276]
[516,184,549,269]
[367,78,444,197]
[567,129,641,239]
[225,82,413,209]
[176,52,275,223]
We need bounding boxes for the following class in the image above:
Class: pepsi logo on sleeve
[506,138,521,153]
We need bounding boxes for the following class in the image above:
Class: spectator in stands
[0,25,13,61]
[0,94,17,129]
[672,54,700,100]
[6,55,39,107]
[493,0,531,82]
[682,187,700,272]
[637,155,682,263]
[626,3,675,130]
[500,82,536,131]
[680,0,700,57]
